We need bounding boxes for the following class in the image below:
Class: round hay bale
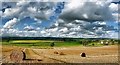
[80,52,86,57]
[10,50,25,62]
[54,51,59,54]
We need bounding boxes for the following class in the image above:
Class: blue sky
[0,0,120,38]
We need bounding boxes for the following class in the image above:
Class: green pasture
[1,40,82,48]
[1,39,118,48]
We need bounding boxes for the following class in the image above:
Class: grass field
[1,39,117,48]
[1,40,83,48]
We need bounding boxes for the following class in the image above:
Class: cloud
[46,18,117,38]
[23,25,35,31]
[0,28,41,37]
[59,27,68,33]
[59,1,114,22]
[3,18,18,29]
[0,22,118,38]
[2,2,16,9]
[42,0,118,38]
[109,3,118,13]
[3,7,22,18]
[105,31,118,39]
[112,13,119,21]
[40,30,46,34]
[0,28,20,37]
[1,0,119,38]
[36,27,41,30]
[16,0,30,6]
[2,2,56,21]
[27,7,37,13]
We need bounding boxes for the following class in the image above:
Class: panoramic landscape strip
[0,0,120,65]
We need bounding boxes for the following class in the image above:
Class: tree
[50,42,55,47]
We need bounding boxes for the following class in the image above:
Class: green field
[1,39,118,48]
[1,40,82,48]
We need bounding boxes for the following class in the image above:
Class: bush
[92,43,95,46]
[50,42,55,47]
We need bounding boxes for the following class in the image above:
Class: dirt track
[1,45,118,63]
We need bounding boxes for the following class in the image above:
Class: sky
[0,0,120,38]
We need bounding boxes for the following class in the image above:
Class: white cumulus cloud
[3,18,18,29]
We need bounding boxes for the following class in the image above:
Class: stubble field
[1,45,118,63]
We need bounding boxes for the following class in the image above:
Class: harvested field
[33,45,118,63]
[1,45,118,63]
